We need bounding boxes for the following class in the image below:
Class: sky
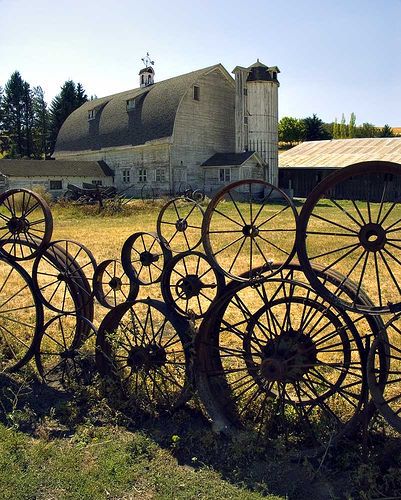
[1,0,400,126]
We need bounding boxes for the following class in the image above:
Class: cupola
[139,52,155,88]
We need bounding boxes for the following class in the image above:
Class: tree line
[0,71,90,158]
[279,113,396,147]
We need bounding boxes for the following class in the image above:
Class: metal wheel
[0,188,53,261]
[156,197,204,253]
[141,184,155,201]
[196,269,367,456]
[35,314,97,389]
[94,259,138,308]
[161,251,225,319]
[96,299,192,413]
[367,314,401,432]
[297,161,401,314]
[121,232,171,285]
[202,180,298,282]
[191,189,205,203]
[32,240,96,313]
[0,256,44,372]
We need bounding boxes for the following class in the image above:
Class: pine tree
[48,80,88,153]
[380,124,394,137]
[32,86,49,158]
[22,81,35,157]
[1,71,25,157]
[348,112,356,138]
[302,114,332,141]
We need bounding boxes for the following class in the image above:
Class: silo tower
[232,60,280,186]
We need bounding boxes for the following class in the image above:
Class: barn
[279,138,401,198]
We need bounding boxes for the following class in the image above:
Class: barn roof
[55,64,231,155]
[279,138,401,169]
[201,151,262,167]
[0,159,114,177]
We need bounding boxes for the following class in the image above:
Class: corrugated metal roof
[201,151,257,166]
[0,160,114,177]
[279,138,401,169]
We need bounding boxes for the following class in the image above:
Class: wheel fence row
[1,160,401,457]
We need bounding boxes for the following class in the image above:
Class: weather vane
[141,52,155,68]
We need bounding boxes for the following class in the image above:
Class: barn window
[243,88,247,96]
[126,99,136,111]
[88,109,96,120]
[49,180,62,190]
[193,86,200,101]
[219,168,231,183]
[244,116,248,125]
[122,169,131,184]
[155,168,166,183]
[92,180,103,186]
[139,169,147,183]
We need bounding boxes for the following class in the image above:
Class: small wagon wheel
[202,179,298,282]
[0,188,53,261]
[196,273,367,456]
[191,189,205,203]
[35,314,97,389]
[94,259,138,308]
[96,299,192,413]
[161,251,225,319]
[177,182,193,198]
[156,197,204,253]
[32,240,96,313]
[0,256,44,372]
[367,314,401,433]
[121,232,171,285]
[141,184,155,202]
[296,161,401,314]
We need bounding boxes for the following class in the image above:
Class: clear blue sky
[1,0,400,126]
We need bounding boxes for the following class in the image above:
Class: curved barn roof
[55,64,225,155]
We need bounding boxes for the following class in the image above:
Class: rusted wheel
[0,256,44,372]
[0,188,53,261]
[157,197,204,253]
[161,251,225,319]
[32,240,96,313]
[196,264,371,456]
[367,314,401,433]
[121,232,171,285]
[297,161,401,314]
[94,259,138,308]
[96,299,192,413]
[202,180,298,282]
[35,314,97,389]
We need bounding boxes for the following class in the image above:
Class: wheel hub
[176,274,202,299]
[175,218,188,232]
[242,224,259,238]
[108,277,122,290]
[358,222,387,252]
[127,344,166,371]
[140,251,160,266]
[60,348,78,359]
[259,330,317,382]
[7,217,29,235]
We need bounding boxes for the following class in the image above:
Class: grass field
[1,199,401,499]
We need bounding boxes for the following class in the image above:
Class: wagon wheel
[32,240,96,313]
[94,259,138,308]
[35,314,97,389]
[96,299,192,414]
[0,257,44,372]
[0,188,53,261]
[121,232,171,285]
[177,182,193,198]
[141,184,155,202]
[196,275,366,456]
[367,314,401,433]
[161,251,225,319]
[191,189,205,203]
[156,197,204,253]
[297,161,401,314]
[202,180,298,282]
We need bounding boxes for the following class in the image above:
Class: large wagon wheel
[202,180,298,282]
[94,259,138,309]
[121,232,171,285]
[0,257,44,372]
[35,314,97,389]
[96,299,192,414]
[161,251,225,319]
[367,313,401,433]
[157,197,204,253]
[0,188,53,261]
[297,161,401,314]
[196,270,368,456]
[32,240,96,313]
